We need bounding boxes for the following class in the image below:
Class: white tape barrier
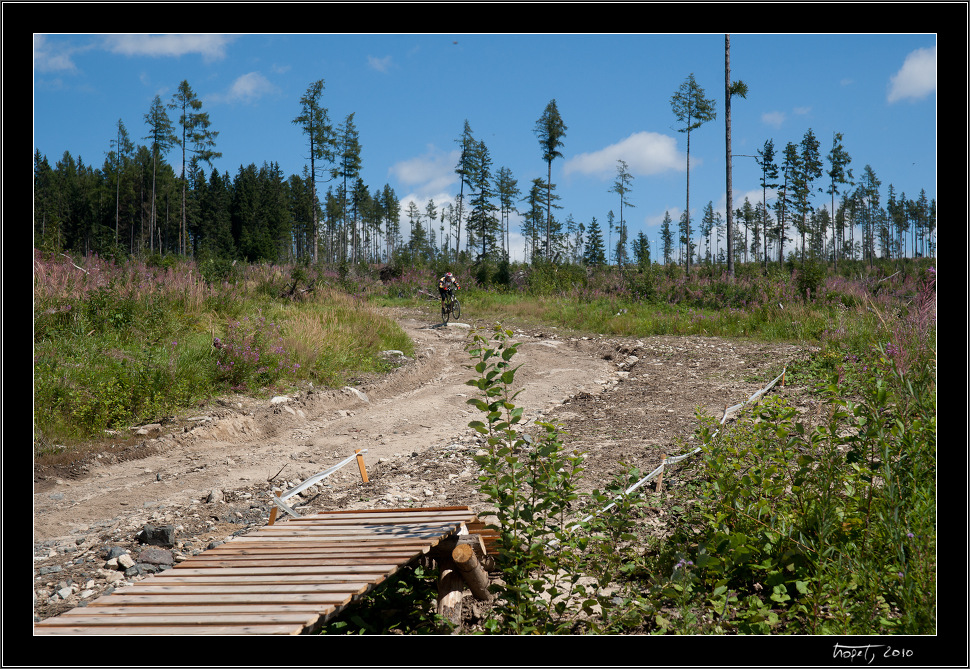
[553,367,787,540]
[269,449,369,520]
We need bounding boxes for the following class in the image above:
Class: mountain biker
[438,272,461,309]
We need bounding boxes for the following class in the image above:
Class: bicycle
[441,287,461,324]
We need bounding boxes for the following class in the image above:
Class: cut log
[451,543,492,602]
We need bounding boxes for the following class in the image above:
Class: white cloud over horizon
[387,146,459,197]
[564,131,682,179]
[887,45,936,103]
[211,71,279,105]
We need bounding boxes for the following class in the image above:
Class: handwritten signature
[833,644,915,664]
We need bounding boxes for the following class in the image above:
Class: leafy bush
[646,350,936,634]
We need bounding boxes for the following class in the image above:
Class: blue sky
[33,33,937,261]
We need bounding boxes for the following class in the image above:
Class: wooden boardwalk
[34,506,481,635]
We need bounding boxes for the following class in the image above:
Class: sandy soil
[32,307,816,623]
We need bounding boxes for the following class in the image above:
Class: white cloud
[34,35,84,72]
[563,131,681,179]
[388,146,459,197]
[102,34,233,62]
[887,45,936,103]
[761,111,786,128]
[367,55,394,73]
[220,72,278,104]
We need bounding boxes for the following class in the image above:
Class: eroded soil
[32,308,817,624]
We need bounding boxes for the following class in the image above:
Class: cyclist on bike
[438,271,461,309]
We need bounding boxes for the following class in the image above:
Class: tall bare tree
[671,73,716,276]
[724,35,748,278]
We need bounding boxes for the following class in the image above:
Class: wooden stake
[436,556,464,626]
[355,449,369,483]
[656,455,667,495]
[267,490,281,526]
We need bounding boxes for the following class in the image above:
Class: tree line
[34,72,935,270]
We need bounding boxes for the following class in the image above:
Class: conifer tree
[495,166,519,259]
[292,80,336,263]
[670,73,716,276]
[826,132,853,269]
[774,142,800,264]
[468,140,499,261]
[700,200,716,263]
[333,113,362,263]
[660,211,674,265]
[610,159,635,268]
[755,138,779,270]
[109,119,134,247]
[632,231,651,268]
[534,99,567,259]
[583,216,606,265]
[793,128,823,261]
[453,120,476,259]
[170,80,221,255]
[143,95,175,253]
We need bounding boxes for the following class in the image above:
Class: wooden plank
[116,583,374,595]
[308,505,474,515]
[34,506,481,636]
[69,604,332,615]
[163,565,396,576]
[250,528,462,538]
[33,624,302,635]
[198,544,421,554]
[171,556,410,567]
[128,575,373,586]
[110,583,370,601]
[78,593,358,606]
[38,612,324,626]
[167,559,402,569]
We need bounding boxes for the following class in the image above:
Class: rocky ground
[32,307,818,628]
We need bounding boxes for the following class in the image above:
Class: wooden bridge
[34,506,495,635]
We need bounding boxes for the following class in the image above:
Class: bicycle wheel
[452,297,461,320]
[441,301,450,325]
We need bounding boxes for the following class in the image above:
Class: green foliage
[317,564,448,635]
[641,355,936,634]
[789,258,826,299]
[465,326,579,632]
[465,326,661,634]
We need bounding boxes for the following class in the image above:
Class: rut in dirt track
[32,315,613,545]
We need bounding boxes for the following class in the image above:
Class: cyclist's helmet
[445,272,453,278]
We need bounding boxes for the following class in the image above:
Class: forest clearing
[33,253,936,640]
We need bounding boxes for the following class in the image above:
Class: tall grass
[33,251,413,452]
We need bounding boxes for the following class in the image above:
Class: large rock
[137,524,176,547]
[137,547,174,567]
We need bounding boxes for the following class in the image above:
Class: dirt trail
[32,313,611,545]
[32,308,816,622]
